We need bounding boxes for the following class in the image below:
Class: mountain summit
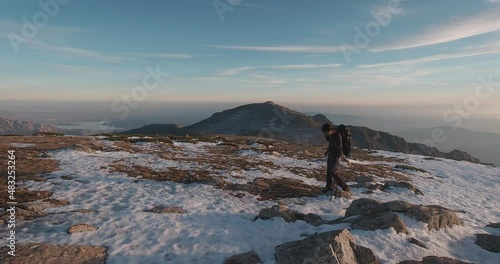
[121,102,481,163]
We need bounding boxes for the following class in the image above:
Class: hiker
[321,123,351,193]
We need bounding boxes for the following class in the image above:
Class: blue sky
[1,0,500,118]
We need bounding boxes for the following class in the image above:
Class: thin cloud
[329,69,436,86]
[214,45,348,53]
[134,53,195,59]
[218,66,256,76]
[218,63,342,76]
[373,8,500,51]
[27,40,125,62]
[37,63,100,72]
[177,77,227,81]
[360,42,500,68]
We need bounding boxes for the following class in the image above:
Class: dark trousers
[326,155,349,191]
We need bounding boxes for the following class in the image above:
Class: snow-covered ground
[5,140,500,263]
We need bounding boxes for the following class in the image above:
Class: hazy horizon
[1,100,499,135]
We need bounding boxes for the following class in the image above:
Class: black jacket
[325,132,343,158]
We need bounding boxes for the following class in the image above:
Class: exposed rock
[394,165,429,174]
[383,180,424,195]
[404,205,463,230]
[486,222,500,228]
[274,229,378,264]
[352,175,377,188]
[366,183,384,191]
[72,209,98,214]
[351,211,409,234]
[344,199,463,231]
[67,224,98,234]
[254,203,301,223]
[475,233,500,253]
[354,175,377,185]
[304,213,324,227]
[145,206,187,214]
[0,242,107,264]
[398,256,473,264]
[224,250,262,264]
[408,238,428,249]
[345,198,388,217]
[384,200,414,212]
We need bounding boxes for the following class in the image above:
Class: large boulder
[345,198,388,217]
[254,202,302,223]
[398,256,472,264]
[475,234,500,253]
[351,211,409,234]
[0,243,107,264]
[303,213,324,227]
[274,229,378,264]
[383,181,424,195]
[224,250,262,264]
[344,199,463,231]
[383,201,414,212]
[404,205,463,230]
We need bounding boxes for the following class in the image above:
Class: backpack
[337,124,352,157]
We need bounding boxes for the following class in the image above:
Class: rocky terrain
[0,134,498,263]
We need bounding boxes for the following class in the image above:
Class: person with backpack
[321,123,351,193]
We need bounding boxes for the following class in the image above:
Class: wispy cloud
[240,73,321,89]
[134,53,195,59]
[214,45,347,53]
[373,8,500,51]
[218,63,342,76]
[37,63,100,72]
[29,40,125,62]
[177,77,227,81]
[329,68,436,86]
[218,66,256,76]
[360,42,500,68]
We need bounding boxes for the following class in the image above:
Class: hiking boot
[321,189,330,194]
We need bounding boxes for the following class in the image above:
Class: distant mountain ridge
[120,102,481,164]
[398,126,500,166]
[0,116,63,135]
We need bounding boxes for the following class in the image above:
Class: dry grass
[0,134,417,205]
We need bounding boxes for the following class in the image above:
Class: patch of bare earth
[0,243,107,264]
